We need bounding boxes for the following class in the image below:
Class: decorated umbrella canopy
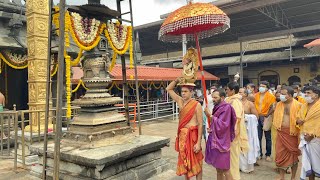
[159,1,230,123]
[304,38,320,54]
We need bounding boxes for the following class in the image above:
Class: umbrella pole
[194,33,210,127]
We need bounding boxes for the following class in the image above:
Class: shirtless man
[239,88,259,173]
[273,86,301,180]
[166,77,203,180]
[239,88,258,118]
[246,83,256,102]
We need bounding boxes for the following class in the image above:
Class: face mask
[293,93,298,98]
[247,89,252,94]
[259,87,266,93]
[239,95,243,100]
[276,98,281,102]
[280,95,287,102]
[305,96,314,104]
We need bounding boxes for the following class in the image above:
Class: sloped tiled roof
[72,65,219,83]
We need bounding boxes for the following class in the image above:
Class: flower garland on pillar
[65,55,72,118]
[72,79,88,93]
[104,21,133,71]
[69,11,106,51]
[52,7,134,116]
[0,51,28,69]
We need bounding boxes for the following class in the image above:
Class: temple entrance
[258,70,280,86]
[288,75,301,86]
[0,64,28,110]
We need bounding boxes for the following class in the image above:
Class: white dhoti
[300,135,320,180]
[240,114,260,173]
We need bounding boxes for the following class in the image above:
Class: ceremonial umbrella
[159,1,230,124]
[304,38,320,54]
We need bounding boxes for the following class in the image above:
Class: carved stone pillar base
[66,55,131,143]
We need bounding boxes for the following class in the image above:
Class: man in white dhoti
[238,88,260,173]
[297,86,320,180]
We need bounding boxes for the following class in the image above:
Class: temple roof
[71,64,219,84]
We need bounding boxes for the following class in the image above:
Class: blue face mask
[280,95,287,102]
[259,87,266,93]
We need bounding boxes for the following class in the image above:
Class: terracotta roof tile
[72,65,219,83]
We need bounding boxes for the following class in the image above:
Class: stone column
[25,0,49,132]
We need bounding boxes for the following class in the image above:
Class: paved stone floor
[137,118,303,180]
[0,118,307,180]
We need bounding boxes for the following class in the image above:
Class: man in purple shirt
[204,88,237,180]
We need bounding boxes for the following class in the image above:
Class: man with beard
[166,78,203,180]
[204,88,237,180]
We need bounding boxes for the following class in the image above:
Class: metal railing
[0,100,177,173]
[115,100,178,123]
[0,109,18,171]
[0,105,80,172]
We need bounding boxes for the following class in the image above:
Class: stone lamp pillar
[68,48,131,142]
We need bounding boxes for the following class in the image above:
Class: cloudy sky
[53,0,214,26]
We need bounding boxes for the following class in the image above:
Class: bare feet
[275,177,284,180]
[266,156,272,162]
[286,168,291,174]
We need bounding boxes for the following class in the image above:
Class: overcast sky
[52,0,214,26]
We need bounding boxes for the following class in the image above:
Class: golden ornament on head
[177,82,196,87]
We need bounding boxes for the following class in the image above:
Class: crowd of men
[166,78,320,180]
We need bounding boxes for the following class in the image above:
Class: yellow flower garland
[152,82,163,89]
[104,27,131,55]
[107,81,115,90]
[65,55,72,118]
[53,8,103,52]
[104,25,134,69]
[140,82,150,90]
[51,64,58,77]
[72,79,88,93]
[70,48,83,66]
[128,82,135,89]
[0,52,28,69]
[51,8,135,118]
[129,33,134,69]
[114,82,123,90]
[109,52,118,71]
[68,11,104,51]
